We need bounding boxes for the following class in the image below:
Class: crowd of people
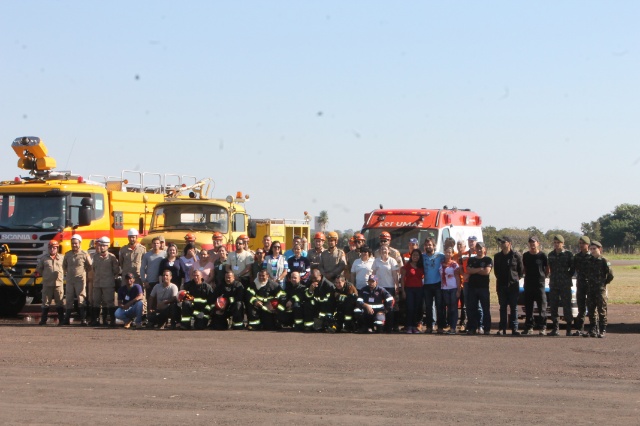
[35,229,614,337]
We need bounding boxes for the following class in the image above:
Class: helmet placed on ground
[184,233,196,242]
[212,232,223,241]
[97,236,110,245]
[128,228,139,237]
[71,234,82,243]
[379,231,391,240]
[327,231,339,240]
[314,232,326,241]
[48,240,59,247]
[215,296,228,310]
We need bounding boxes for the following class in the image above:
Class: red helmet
[270,299,280,310]
[354,233,365,241]
[48,240,59,247]
[215,296,228,310]
[314,232,325,241]
[212,232,223,241]
[184,233,196,242]
[379,231,391,240]
[178,290,188,302]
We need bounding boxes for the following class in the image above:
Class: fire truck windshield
[362,228,439,253]
[0,194,65,230]
[150,204,229,233]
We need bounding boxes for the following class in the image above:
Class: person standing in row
[466,242,492,335]
[547,234,575,336]
[522,236,549,335]
[36,240,65,326]
[585,241,614,338]
[91,237,119,327]
[422,238,444,334]
[573,236,592,336]
[62,234,92,326]
[493,236,524,336]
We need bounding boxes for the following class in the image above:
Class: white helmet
[97,236,110,245]
[128,228,139,237]
[71,234,82,242]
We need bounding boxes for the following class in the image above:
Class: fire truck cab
[360,208,483,254]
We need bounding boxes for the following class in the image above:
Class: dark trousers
[467,286,491,332]
[574,279,588,330]
[523,284,547,329]
[334,296,357,331]
[149,303,179,327]
[405,287,423,328]
[212,302,245,330]
[422,283,442,329]
[497,285,519,331]
[549,285,573,328]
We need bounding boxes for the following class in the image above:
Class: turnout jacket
[357,285,394,311]
[212,279,245,308]
[246,278,282,312]
[305,277,335,306]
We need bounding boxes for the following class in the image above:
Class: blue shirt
[422,252,445,285]
[284,249,308,260]
[117,283,143,305]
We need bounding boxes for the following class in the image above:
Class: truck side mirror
[78,197,93,227]
[248,220,257,239]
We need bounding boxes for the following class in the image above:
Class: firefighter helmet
[270,299,280,310]
[127,228,139,237]
[97,236,110,245]
[212,232,223,240]
[327,231,339,240]
[379,231,391,240]
[184,233,196,242]
[215,296,228,310]
[178,290,193,302]
[48,240,59,247]
[354,233,365,241]
[313,232,325,241]
[71,234,82,243]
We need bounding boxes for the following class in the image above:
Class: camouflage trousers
[574,279,588,330]
[548,285,573,328]
[587,284,607,330]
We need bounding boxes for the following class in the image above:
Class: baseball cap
[367,274,377,282]
[157,235,165,242]
[468,236,478,241]
[496,236,512,244]
[409,238,419,244]
[528,236,539,243]
[553,235,565,243]
[475,241,485,248]
[124,273,135,280]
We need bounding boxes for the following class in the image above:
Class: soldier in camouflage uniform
[572,236,592,335]
[547,235,575,336]
[584,241,614,338]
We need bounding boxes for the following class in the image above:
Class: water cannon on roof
[12,136,57,177]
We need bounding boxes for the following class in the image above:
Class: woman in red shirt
[401,249,425,334]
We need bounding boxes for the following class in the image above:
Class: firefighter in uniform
[333,274,358,332]
[62,234,92,325]
[278,271,308,331]
[584,241,614,338]
[90,236,120,326]
[211,270,246,330]
[119,228,146,284]
[345,233,366,283]
[307,232,326,270]
[547,234,575,336]
[179,269,214,330]
[572,236,592,335]
[319,231,347,282]
[304,267,336,332]
[355,274,394,333]
[36,240,65,325]
[374,232,403,266]
[246,268,282,330]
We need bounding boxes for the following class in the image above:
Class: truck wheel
[0,287,27,317]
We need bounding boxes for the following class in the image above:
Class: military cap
[579,236,591,245]
[590,241,603,248]
[553,235,565,243]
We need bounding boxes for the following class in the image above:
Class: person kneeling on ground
[278,271,308,331]
[354,275,394,333]
[332,274,358,332]
[179,269,215,330]
[211,270,245,330]
[115,273,144,329]
[246,268,282,331]
[147,269,179,329]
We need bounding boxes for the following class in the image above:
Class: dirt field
[1,304,639,425]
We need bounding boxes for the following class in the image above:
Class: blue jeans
[497,285,519,331]
[405,287,423,328]
[115,300,143,324]
[442,288,459,331]
[422,283,443,329]
[467,286,491,332]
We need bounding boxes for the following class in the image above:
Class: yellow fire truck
[0,136,187,315]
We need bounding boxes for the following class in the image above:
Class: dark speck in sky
[317,111,323,116]
[135,75,140,80]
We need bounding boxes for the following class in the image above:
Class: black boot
[109,308,117,327]
[598,320,606,338]
[56,307,65,326]
[89,307,100,326]
[39,307,50,325]
[565,322,572,336]
[63,309,72,325]
[101,308,108,327]
[79,307,87,326]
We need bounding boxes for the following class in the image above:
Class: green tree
[596,204,640,251]
[581,220,602,242]
[317,210,329,232]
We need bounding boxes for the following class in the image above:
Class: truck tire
[0,287,27,316]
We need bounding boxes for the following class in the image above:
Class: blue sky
[1,1,638,233]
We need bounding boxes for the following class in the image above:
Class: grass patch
[603,253,640,261]
[606,265,640,304]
